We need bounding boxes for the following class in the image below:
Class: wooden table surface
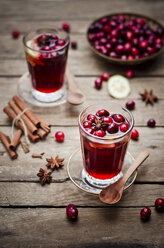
[0,0,164,247]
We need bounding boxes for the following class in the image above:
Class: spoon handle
[66,64,79,92]
[122,150,149,185]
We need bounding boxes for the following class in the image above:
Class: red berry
[126,31,133,41]
[126,100,135,110]
[131,47,139,56]
[131,128,139,140]
[140,207,151,221]
[83,121,92,128]
[139,40,148,50]
[62,23,70,32]
[87,114,96,123]
[101,116,113,123]
[55,131,65,142]
[96,109,109,117]
[147,119,156,128]
[126,70,134,78]
[120,123,129,132]
[95,77,103,89]
[94,129,105,137]
[107,123,118,134]
[66,204,78,220]
[115,44,124,54]
[12,30,20,39]
[113,114,125,123]
[71,41,77,49]
[147,46,155,55]
[56,39,66,46]
[124,42,132,54]
[155,198,164,212]
[42,46,51,51]
[101,73,110,81]
[155,38,162,45]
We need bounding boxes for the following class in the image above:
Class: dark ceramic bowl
[87,13,164,65]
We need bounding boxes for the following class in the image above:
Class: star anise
[37,168,52,185]
[46,156,64,170]
[139,89,158,105]
[94,116,109,130]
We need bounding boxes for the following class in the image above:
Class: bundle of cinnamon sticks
[0,96,51,159]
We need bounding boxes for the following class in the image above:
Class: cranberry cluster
[34,34,66,59]
[140,198,164,221]
[83,109,129,137]
[88,14,163,60]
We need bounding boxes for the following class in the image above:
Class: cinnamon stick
[37,128,47,139]
[8,100,37,135]
[13,96,41,127]
[9,129,22,150]
[0,131,18,159]
[21,142,30,154]
[3,106,40,142]
[32,152,44,159]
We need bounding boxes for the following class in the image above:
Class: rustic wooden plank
[0,182,163,207]
[0,208,163,248]
[0,0,164,21]
[0,34,164,76]
[0,126,163,182]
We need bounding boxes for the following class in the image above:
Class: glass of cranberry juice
[79,103,134,188]
[23,28,69,102]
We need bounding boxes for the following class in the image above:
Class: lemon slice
[107,75,131,99]
[25,40,39,58]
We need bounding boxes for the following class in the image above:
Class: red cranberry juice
[81,111,130,180]
[25,34,68,93]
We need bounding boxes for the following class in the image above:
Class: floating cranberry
[126,100,135,110]
[56,39,66,46]
[62,23,70,32]
[155,198,164,212]
[131,128,139,140]
[86,127,95,134]
[101,116,113,123]
[101,73,110,81]
[83,121,92,128]
[107,123,118,134]
[113,114,125,123]
[71,41,77,49]
[87,114,96,123]
[126,70,134,78]
[66,204,78,220]
[120,123,129,132]
[140,207,151,221]
[139,40,148,50]
[96,109,109,117]
[42,46,51,51]
[55,131,65,142]
[12,30,20,39]
[95,77,103,89]
[147,119,156,128]
[94,129,106,137]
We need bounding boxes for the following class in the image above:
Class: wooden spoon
[99,150,150,204]
[66,64,85,105]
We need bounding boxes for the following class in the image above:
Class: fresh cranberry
[88,34,96,42]
[131,47,139,56]
[100,18,108,25]
[113,114,125,123]
[110,38,117,45]
[39,52,48,60]
[131,128,139,140]
[101,73,110,81]
[140,207,151,221]
[51,34,58,40]
[42,46,51,51]
[96,32,104,39]
[83,121,92,128]
[128,55,134,60]
[56,39,66,46]
[124,42,132,54]
[103,25,111,33]
[62,23,70,32]
[94,129,106,137]
[111,29,119,38]
[55,131,65,142]
[121,55,128,60]
[132,38,139,46]
[139,40,148,50]
[115,44,124,54]
[155,43,162,51]
[101,116,113,123]
[71,41,77,49]
[12,30,20,39]
[95,77,103,89]
[87,114,96,123]
[66,204,78,220]
[118,14,126,22]
[147,46,155,55]
[99,38,107,45]
[86,127,95,134]
[96,109,109,117]
[147,119,156,127]
[137,18,146,26]
[155,198,164,212]
[105,43,112,51]
[109,20,117,29]
[126,31,133,41]
[109,51,117,58]
[155,38,162,45]
[126,70,134,78]
[126,100,135,110]
[120,123,129,132]
[107,123,118,134]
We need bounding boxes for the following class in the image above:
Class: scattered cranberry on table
[71,41,77,49]
[101,72,110,81]
[94,77,103,89]
[147,119,156,127]
[66,204,78,220]
[12,30,20,39]
[140,207,151,221]
[126,100,135,110]
[55,131,65,142]
[155,198,164,212]
[131,128,139,140]
[126,70,134,78]
[62,23,70,32]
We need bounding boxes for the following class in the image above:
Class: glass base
[32,87,65,103]
[82,169,123,188]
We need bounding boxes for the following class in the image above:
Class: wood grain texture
[0,208,163,248]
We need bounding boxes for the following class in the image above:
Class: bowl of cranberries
[87,13,164,65]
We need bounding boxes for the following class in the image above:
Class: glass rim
[78,103,134,141]
[23,27,70,53]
